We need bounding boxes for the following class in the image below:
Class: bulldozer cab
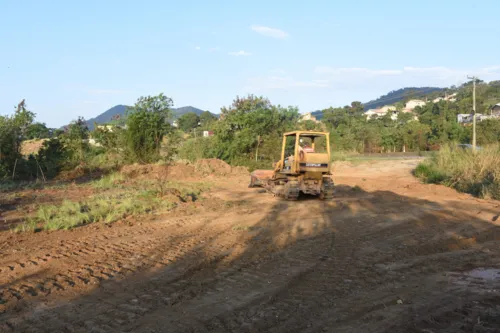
[281,131,330,174]
[250,130,334,200]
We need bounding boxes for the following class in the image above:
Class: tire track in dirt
[2,161,500,333]
[0,212,235,319]
[112,201,341,333]
[197,200,368,333]
[0,212,250,332]
[3,200,334,333]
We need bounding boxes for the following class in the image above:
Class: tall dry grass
[415,143,500,199]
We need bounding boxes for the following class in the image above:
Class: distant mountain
[304,87,446,120]
[310,110,324,120]
[173,106,208,119]
[83,105,216,130]
[85,105,128,130]
[362,87,445,110]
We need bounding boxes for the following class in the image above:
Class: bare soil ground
[1,159,500,333]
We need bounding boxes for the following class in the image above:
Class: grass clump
[92,172,125,190]
[12,218,38,233]
[29,193,171,231]
[415,143,500,199]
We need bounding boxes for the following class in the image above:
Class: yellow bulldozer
[249,130,334,200]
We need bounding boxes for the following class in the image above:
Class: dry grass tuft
[415,143,500,199]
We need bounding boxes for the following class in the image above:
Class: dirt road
[1,159,500,332]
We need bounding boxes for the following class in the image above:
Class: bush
[415,143,500,199]
[177,137,215,162]
[414,163,448,184]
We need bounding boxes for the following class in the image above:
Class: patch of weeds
[14,177,210,232]
[167,181,212,201]
[42,201,90,230]
[92,172,125,190]
[232,225,255,231]
[137,189,159,199]
[414,163,448,184]
[0,180,43,192]
[414,143,500,199]
[28,192,174,231]
[0,180,20,192]
[136,179,212,202]
[24,181,45,190]
[352,185,362,192]
[12,218,39,233]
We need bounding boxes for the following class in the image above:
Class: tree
[91,124,124,152]
[26,122,51,140]
[177,112,200,132]
[349,101,364,115]
[397,112,414,124]
[400,121,431,151]
[211,94,299,163]
[125,93,174,163]
[0,100,36,178]
[199,111,217,129]
[13,99,35,138]
[61,116,90,163]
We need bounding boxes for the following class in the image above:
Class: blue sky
[1,0,500,127]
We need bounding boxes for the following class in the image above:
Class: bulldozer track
[283,180,300,201]
[0,214,241,331]
[198,202,362,333]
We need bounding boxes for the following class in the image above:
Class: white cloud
[251,25,289,39]
[195,46,201,50]
[313,65,500,89]
[237,65,500,114]
[228,50,251,56]
[244,65,500,97]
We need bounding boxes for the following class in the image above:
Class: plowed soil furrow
[0,214,235,315]
[1,159,500,333]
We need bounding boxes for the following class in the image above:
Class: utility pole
[467,75,477,151]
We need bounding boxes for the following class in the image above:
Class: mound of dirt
[21,139,49,156]
[231,166,249,175]
[168,164,196,179]
[120,163,197,180]
[194,159,232,176]
[121,159,246,179]
[55,165,86,181]
[120,164,154,178]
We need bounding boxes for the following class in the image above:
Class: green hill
[363,87,445,110]
[83,105,217,130]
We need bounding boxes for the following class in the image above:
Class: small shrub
[177,137,215,162]
[414,163,448,184]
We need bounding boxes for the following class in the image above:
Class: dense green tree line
[2,78,499,181]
